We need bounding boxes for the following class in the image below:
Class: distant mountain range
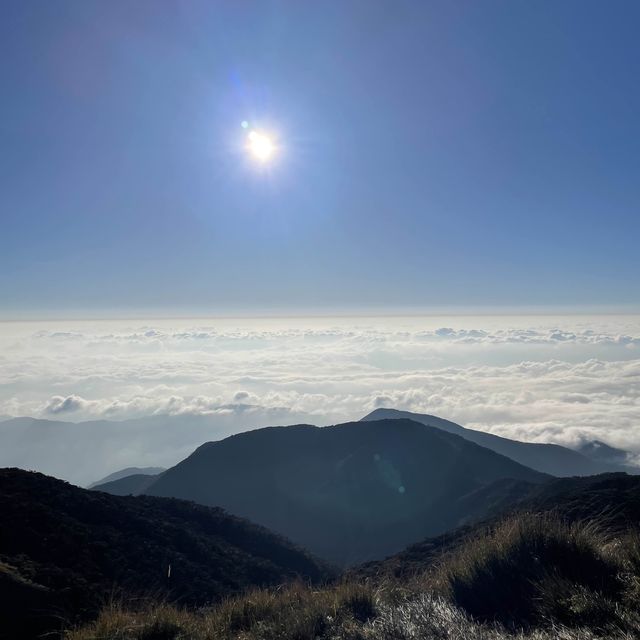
[0,468,330,640]
[0,412,306,487]
[87,466,165,488]
[102,418,548,565]
[362,408,636,476]
[3,410,635,488]
[91,472,162,495]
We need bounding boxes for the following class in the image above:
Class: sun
[246,130,275,162]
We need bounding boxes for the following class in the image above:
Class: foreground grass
[67,582,375,640]
[67,514,640,640]
[66,594,639,640]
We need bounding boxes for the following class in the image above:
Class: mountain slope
[0,468,330,639]
[362,408,630,476]
[144,419,547,565]
[355,472,640,580]
[88,466,165,488]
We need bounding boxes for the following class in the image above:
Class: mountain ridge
[361,408,634,476]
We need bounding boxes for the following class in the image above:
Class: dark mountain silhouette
[355,472,640,580]
[361,408,634,477]
[143,419,547,565]
[88,466,165,488]
[0,468,330,640]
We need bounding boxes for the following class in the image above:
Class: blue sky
[1,1,639,314]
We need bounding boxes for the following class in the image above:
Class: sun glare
[247,130,275,162]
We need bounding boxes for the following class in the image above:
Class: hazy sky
[2,1,639,314]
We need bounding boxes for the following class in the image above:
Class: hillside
[362,408,634,476]
[0,468,330,640]
[143,418,547,565]
[354,472,640,580]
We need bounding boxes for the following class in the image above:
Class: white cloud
[45,394,91,414]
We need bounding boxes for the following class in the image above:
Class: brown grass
[66,581,377,640]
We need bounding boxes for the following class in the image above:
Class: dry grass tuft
[424,513,621,628]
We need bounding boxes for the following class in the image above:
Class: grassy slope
[67,513,640,640]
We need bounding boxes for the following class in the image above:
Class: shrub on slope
[427,514,627,631]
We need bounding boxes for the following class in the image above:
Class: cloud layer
[1,315,639,484]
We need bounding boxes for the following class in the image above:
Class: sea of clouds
[1,314,639,484]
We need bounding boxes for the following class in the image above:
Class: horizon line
[1,303,640,323]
